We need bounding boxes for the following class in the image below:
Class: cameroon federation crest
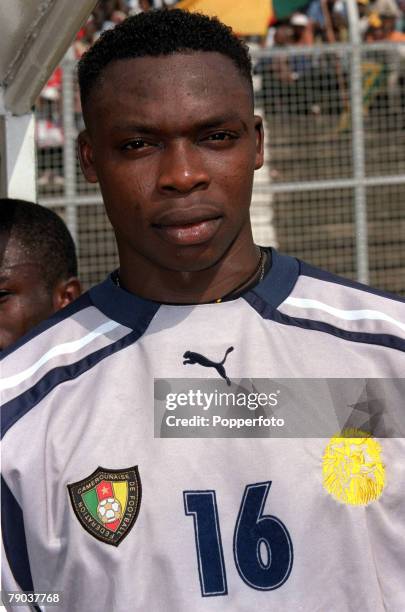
[68,466,141,546]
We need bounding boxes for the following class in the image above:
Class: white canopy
[0,0,97,115]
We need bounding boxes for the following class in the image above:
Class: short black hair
[0,199,78,288]
[78,9,253,109]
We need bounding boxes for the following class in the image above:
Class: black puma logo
[183,347,234,386]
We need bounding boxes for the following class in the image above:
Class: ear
[78,130,99,183]
[52,277,82,311]
[253,115,264,170]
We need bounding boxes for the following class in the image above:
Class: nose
[157,140,210,195]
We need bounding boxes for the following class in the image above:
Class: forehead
[87,52,252,130]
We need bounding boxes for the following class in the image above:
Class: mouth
[152,212,222,246]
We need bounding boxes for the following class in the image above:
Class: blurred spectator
[128,0,153,13]
[74,17,98,58]
[290,13,315,45]
[364,9,405,41]
[397,1,405,31]
[370,0,400,18]
[257,13,341,116]
[93,0,128,36]
[306,0,326,28]
[362,9,405,116]
[41,68,62,103]
[271,25,296,85]
[36,67,64,188]
[365,12,387,39]
[306,0,347,41]
[358,0,376,36]
[286,14,317,101]
[381,11,405,39]
[0,199,81,351]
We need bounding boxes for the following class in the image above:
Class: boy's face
[79,52,263,274]
[0,235,54,351]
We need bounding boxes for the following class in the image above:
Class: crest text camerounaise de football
[67,466,141,546]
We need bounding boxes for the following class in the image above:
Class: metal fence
[37,41,405,294]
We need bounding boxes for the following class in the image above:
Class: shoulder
[250,249,405,352]
[280,256,405,350]
[0,281,137,439]
[1,275,162,439]
[289,258,405,315]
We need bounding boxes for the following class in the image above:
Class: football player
[0,198,81,352]
[2,10,405,612]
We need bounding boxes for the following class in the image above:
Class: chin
[158,243,229,273]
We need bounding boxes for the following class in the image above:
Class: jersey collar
[89,248,300,329]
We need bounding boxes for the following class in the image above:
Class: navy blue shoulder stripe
[1,303,159,439]
[245,292,405,353]
[250,249,300,309]
[89,273,163,330]
[1,476,41,612]
[301,261,405,304]
[0,292,93,360]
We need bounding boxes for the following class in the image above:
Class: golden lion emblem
[322,429,385,505]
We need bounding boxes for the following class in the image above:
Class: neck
[117,230,260,304]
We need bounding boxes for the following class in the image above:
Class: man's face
[0,235,54,350]
[79,52,263,273]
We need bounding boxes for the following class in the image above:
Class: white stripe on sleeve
[283,297,405,333]
[0,320,121,392]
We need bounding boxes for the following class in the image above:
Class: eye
[206,132,234,141]
[121,139,153,151]
[202,131,239,147]
[0,289,11,301]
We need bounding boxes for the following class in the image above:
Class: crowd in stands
[74,0,177,59]
[265,0,405,47]
[255,0,405,117]
[36,0,405,187]
[37,1,178,186]
[67,0,405,59]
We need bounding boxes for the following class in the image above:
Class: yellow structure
[176,0,271,36]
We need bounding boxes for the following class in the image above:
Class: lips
[152,208,222,246]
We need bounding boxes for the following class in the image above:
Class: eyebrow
[112,113,247,134]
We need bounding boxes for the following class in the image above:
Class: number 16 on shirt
[184,481,294,597]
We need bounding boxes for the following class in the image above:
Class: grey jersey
[2,249,405,611]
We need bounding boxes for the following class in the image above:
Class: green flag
[273,0,311,21]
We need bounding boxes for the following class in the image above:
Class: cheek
[97,163,155,216]
[0,299,32,343]
[219,167,254,210]
[14,292,54,333]
[210,149,255,191]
